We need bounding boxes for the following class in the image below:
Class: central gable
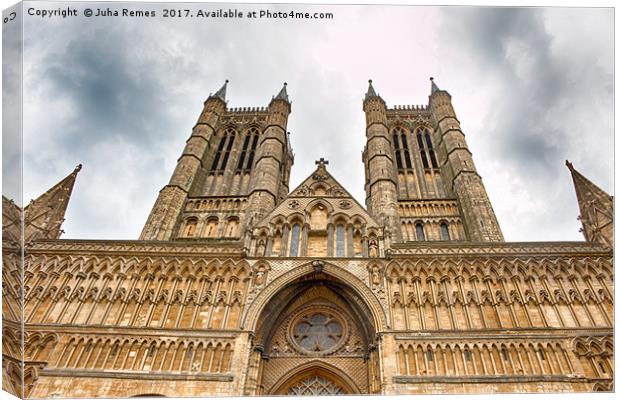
[288,160,350,198]
[247,160,385,258]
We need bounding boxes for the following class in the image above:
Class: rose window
[288,308,347,355]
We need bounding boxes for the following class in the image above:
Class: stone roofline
[22,239,612,257]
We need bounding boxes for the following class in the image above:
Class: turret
[245,83,292,227]
[140,81,228,240]
[3,164,82,246]
[566,161,613,247]
[362,80,401,240]
[428,78,503,242]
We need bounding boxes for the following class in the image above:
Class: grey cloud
[443,8,565,175]
[438,7,613,240]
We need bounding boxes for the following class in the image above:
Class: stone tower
[362,80,401,241]
[363,78,503,242]
[140,81,294,241]
[428,78,503,242]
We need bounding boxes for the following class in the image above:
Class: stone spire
[2,164,82,245]
[274,82,289,102]
[566,160,613,246]
[211,79,228,101]
[365,79,378,99]
[430,77,440,94]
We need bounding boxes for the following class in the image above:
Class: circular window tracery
[287,306,348,356]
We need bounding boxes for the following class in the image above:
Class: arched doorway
[243,262,383,395]
[270,362,360,395]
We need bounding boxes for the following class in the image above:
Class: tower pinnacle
[430,77,440,94]
[274,82,290,102]
[566,160,613,246]
[365,79,378,99]
[3,164,83,244]
[211,79,229,101]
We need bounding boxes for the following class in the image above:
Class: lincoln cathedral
[2,78,613,398]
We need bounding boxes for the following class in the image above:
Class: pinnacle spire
[365,79,378,99]
[21,164,82,241]
[566,160,613,246]
[212,79,228,101]
[274,82,289,102]
[2,164,82,244]
[430,77,440,94]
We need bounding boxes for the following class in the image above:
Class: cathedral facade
[2,79,614,398]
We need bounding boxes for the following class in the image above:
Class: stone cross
[315,158,329,167]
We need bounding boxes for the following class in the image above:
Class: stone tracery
[2,79,613,397]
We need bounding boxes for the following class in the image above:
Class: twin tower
[140,78,503,245]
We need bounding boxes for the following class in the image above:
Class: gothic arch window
[210,128,236,173]
[246,129,260,170]
[501,347,509,361]
[392,127,412,171]
[183,218,198,237]
[224,217,239,237]
[400,131,413,168]
[205,217,219,238]
[237,127,260,172]
[392,132,403,170]
[290,223,301,256]
[426,347,434,361]
[416,127,439,170]
[288,375,345,396]
[415,222,426,241]
[440,222,450,241]
[335,224,346,257]
[147,344,156,358]
[236,133,251,171]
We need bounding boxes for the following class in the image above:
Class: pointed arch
[269,360,360,395]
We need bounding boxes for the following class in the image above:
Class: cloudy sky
[8,3,613,241]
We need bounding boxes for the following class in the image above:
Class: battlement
[389,104,429,112]
[227,106,269,113]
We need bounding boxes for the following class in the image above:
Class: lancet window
[415,222,426,241]
[440,222,450,241]
[392,127,413,171]
[236,127,260,172]
[210,128,236,172]
[336,224,345,257]
[290,223,301,256]
[416,127,439,170]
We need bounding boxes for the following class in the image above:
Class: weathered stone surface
[2,80,613,398]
